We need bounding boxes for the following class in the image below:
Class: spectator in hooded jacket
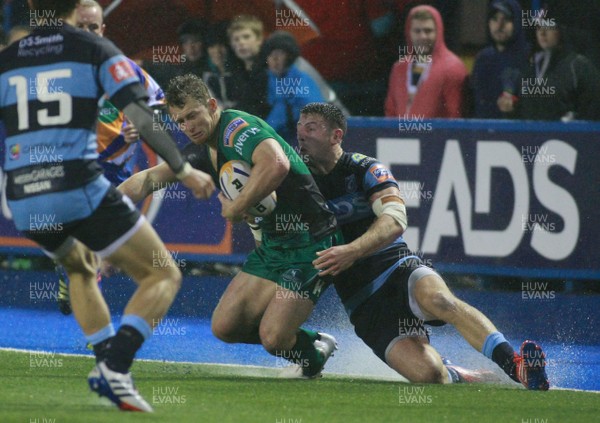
[498,13,600,121]
[384,5,468,118]
[262,31,324,144]
[471,0,530,119]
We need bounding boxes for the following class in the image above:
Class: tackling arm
[348,186,406,259]
[313,186,406,276]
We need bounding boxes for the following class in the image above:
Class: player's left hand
[313,245,359,276]
[218,192,246,222]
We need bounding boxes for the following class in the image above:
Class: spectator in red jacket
[384,5,467,118]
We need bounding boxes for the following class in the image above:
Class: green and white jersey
[183,109,336,245]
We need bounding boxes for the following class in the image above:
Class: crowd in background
[2,0,600,131]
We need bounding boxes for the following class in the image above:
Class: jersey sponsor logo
[369,164,394,183]
[234,127,260,155]
[13,165,65,185]
[224,118,249,147]
[351,153,367,164]
[109,60,136,83]
[23,180,51,194]
[98,100,120,124]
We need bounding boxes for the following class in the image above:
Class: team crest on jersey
[109,60,135,83]
[370,164,394,183]
[345,175,357,193]
[224,118,249,147]
[351,153,367,164]
[9,144,20,160]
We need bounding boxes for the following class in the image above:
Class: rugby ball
[219,160,277,216]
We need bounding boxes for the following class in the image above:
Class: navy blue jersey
[312,152,400,243]
[0,25,147,231]
[312,152,412,307]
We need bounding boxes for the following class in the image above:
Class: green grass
[1,349,596,423]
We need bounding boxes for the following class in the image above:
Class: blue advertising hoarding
[0,118,598,279]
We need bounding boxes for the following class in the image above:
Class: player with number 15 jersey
[0,24,148,234]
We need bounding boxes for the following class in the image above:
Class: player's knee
[420,290,459,321]
[166,265,182,292]
[211,317,237,343]
[149,264,182,296]
[61,248,97,281]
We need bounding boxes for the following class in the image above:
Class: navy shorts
[349,257,446,363]
[23,186,142,259]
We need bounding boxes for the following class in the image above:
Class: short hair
[79,0,102,10]
[300,103,347,135]
[30,0,81,18]
[166,74,212,108]
[177,19,206,42]
[227,15,264,41]
[411,9,435,22]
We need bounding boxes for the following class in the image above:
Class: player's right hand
[180,169,215,199]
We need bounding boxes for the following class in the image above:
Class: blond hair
[227,15,264,41]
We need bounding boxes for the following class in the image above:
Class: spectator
[471,0,530,119]
[177,19,210,76]
[533,0,600,70]
[261,31,324,144]
[210,16,347,119]
[226,15,269,117]
[384,5,468,118]
[143,19,209,88]
[203,22,237,109]
[498,14,600,121]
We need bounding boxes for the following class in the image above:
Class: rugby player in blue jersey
[0,0,215,411]
[297,103,549,390]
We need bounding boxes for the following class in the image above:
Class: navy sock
[104,325,144,373]
[93,338,112,363]
[492,342,518,382]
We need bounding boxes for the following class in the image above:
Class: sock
[93,339,112,363]
[104,315,151,373]
[483,332,518,381]
[86,323,115,363]
[493,342,519,382]
[287,328,323,377]
[446,367,461,383]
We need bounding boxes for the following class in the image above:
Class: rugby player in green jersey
[120,74,338,377]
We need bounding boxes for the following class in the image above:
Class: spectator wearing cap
[262,31,324,144]
[471,0,530,118]
[498,12,600,121]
